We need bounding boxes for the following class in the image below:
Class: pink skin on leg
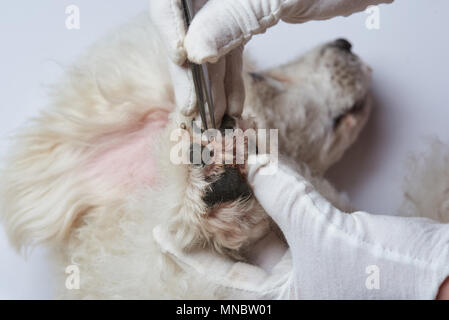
[84,109,170,194]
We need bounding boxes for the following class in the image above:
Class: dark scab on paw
[219,114,236,133]
[203,166,252,208]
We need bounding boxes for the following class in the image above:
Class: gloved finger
[282,0,394,23]
[184,0,394,64]
[207,58,227,127]
[149,0,187,65]
[184,0,283,64]
[224,46,245,119]
[168,61,197,117]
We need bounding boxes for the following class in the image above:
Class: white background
[0,0,448,299]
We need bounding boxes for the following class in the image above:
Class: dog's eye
[249,72,265,82]
[333,114,345,129]
[333,99,366,129]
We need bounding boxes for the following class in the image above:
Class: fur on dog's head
[244,39,373,175]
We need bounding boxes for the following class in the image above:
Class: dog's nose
[333,38,352,52]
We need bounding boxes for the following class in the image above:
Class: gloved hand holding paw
[247,155,449,299]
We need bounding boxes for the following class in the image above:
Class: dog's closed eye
[333,97,367,129]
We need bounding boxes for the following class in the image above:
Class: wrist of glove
[247,155,449,299]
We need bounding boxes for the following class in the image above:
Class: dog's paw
[179,116,269,259]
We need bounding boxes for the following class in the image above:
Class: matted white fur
[400,140,449,222]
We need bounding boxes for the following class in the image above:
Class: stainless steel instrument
[181,0,216,130]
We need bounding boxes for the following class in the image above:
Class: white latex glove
[150,0,393,125]
[247,155,449,299]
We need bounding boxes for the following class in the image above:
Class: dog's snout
[333,38,352,52]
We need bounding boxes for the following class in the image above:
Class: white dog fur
[1,13,446,299]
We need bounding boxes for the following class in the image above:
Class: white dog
[4,13,438,299]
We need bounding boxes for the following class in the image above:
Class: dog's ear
[247,71,290,100]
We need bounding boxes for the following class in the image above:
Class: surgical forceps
[181,0,216,130]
